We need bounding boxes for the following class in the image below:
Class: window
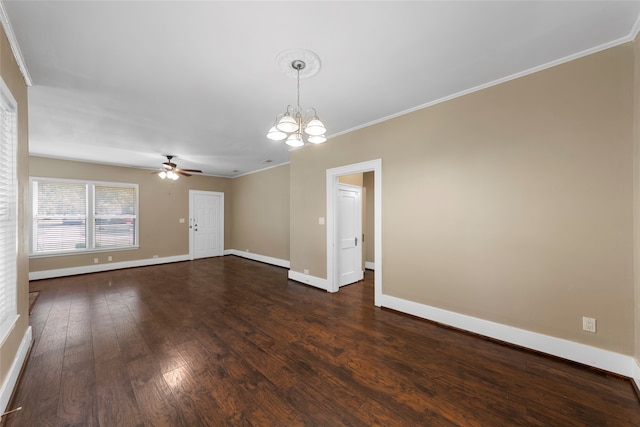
[30,179,138,255]
[0,77,18,341]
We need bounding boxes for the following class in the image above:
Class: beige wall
[338,173,363,186]
[291,43,635,354]
[634,34,640,366]
[0,26,29,392]
[230,164,290,261]
[29,157,232,272]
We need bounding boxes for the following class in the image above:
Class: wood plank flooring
[3,255,640,426]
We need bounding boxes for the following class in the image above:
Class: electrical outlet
[94,258,99,264]
[582,316,596,333]
[304,269,309,275]
[107,256,112,262]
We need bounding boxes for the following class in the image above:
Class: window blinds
[31,180,138,254]
[33,181,87,252]
[94,185,136,248]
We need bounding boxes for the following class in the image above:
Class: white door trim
[326,159,382,306]
[189,190,224,260]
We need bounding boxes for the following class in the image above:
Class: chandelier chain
[297,66,300,110]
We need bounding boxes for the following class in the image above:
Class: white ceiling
[3,1,640,177]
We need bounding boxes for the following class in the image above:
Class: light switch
[318,217,325,225]
[179,218,185,223]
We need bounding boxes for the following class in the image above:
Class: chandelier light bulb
[285,133,304,147]
[304,118,326,136]
[276,114,299,133]
[267,125,287,141]
[307,135,327,144]
[158,171,167,179]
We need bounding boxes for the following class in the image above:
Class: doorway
[189,190,224,259]
[338,183,363,287]
[326,159,382,305]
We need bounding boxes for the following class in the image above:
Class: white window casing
[0,76,18,343]
[30,178,139,257]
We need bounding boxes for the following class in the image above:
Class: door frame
[326,159,382,305]
[188,190,224,260]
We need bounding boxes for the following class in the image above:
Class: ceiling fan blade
[158,155,200,176]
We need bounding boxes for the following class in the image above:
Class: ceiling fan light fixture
[156,155,201,180]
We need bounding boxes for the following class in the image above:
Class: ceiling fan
[154,155,202,180]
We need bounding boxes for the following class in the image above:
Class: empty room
[0,1,640,425]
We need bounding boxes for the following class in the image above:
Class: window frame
[0,75,18,343]
[29,177,139,257]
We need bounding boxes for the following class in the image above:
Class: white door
[189,190,224,259]
[338,184,363,287]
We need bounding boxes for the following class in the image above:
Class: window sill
[29,246,139,259]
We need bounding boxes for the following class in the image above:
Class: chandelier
[267,49,326,147]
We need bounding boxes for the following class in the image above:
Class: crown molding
[0,1,32,87]
[231,161,290,178]
[631,9,640,41]
[330,22,640,141]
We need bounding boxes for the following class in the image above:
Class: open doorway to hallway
[326,159,382,305]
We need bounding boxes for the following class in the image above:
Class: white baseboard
[29,254,191,281]
[365,261,375,270]
[225,249,290,269]
[29,250,290,281]
[288,270,329,291]
[224,250,328,291]
[379,293,636,378]
[223,250,326,291]
[0,325,32,413]
[632,359,640,392]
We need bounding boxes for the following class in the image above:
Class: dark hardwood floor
[3,256,639,426]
